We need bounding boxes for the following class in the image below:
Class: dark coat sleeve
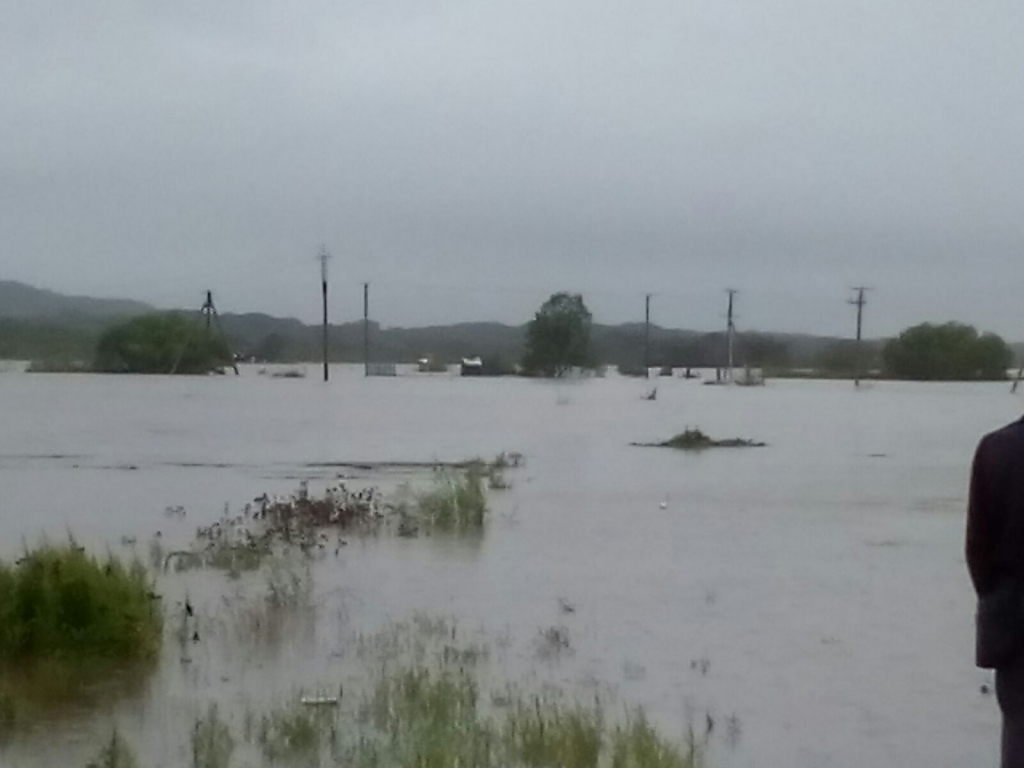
[967,435,999,596]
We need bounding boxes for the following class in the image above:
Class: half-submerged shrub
[0,545,162,662]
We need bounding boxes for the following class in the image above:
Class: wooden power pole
[644,293,651,378]
[849,287,870,387]
[319,245,330,382]
[363,282,370,377]
[725,289,738,383]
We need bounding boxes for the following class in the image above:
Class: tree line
[2,292,1017,380]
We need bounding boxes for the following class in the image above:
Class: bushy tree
[882,322,1012,380]
[94,313,232,374]
[522,293,595,376]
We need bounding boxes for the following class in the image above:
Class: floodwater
[0,365,1019,767]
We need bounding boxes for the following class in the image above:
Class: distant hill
[0,280,152,322]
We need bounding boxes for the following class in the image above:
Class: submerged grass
[192,704,234,768]
[503,698,604,768]
[84,730,140,768]
[65,615,699,768]
[610,715,699,768]
[258,702,338,764]
[415,469,487,531]
[346,664,700,768]
[0,544,162,662]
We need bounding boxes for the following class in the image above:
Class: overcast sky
[2,1,1023,336]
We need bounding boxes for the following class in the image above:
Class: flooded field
[0,366,1018,767]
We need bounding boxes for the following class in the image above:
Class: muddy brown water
[0,365,1016,767]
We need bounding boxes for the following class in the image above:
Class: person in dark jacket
[967,417,1024,767]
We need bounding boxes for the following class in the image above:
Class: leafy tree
[882,322,1012,380]
[94,313,232,374]
[522,293,595,376]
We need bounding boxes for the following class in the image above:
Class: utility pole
[725,289,738,383]
[363,282,370,377]
[849,287,870,388]
[202,290,214,332]
[644,293,651,378]
[319,245,330,383]
[199,290,238,374]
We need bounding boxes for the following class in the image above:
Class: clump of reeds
[258,702,338,764]
[192,704,234,768]
[610,713,700,768]
[84,730,140,768]
[346,663,701,768]
[503,698,603,768]
[415,469,487,530]
[0,544,161,662]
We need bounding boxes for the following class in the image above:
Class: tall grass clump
[415,469,487,531]
[610,714,699,768]
[192,704,234,768]
[84,730,140,768]
[353,666,496,767]
[503,698,603,768]
[0,544,161,662]
[258,701,338,764]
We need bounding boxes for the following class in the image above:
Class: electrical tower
[199,290,239,374]
[848,287,870,387]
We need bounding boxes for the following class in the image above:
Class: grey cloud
[2,1,1023,335]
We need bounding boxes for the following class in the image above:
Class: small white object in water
[301,696,339,707]
[659,502,668,510]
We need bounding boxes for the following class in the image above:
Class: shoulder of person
[978,418,1024,459]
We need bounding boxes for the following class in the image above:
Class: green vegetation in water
[229,664,699,768]
[192,704,235,768]
[94,312,232,374]
[258,701,339,764]
[633,428,765,450]
[84,730,140,768]
[0,545,161,737]
[69,616,703,768]
[0,544,161,662]
[352,664,700,768]
[883,321,1013,380]
[522,292,596,377]
[415,469,487,531]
